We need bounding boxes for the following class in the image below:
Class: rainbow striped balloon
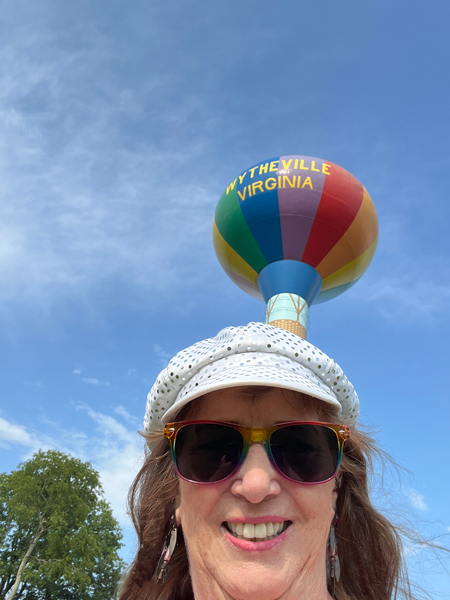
[213,156,378,311]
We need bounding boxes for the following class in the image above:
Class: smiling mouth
[224,521,291,542]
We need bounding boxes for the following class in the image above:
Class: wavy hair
[118,389,420,600]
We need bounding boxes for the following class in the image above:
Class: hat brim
[162,363,342,424]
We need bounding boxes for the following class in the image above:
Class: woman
[119,322,407,600]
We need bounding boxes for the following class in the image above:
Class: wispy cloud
[358,274,450,324]
[73,369,81,375]
[82,377,110,387]
[23,381,42,388]
[0,407,143,527]
[114,405,140,426]
[0,8,447,335]
[406,488,429,512]
[74,406,144,524]
[0,20,218,327]
[0,416,36,449]
[153,344,173,367]
[402,539,430,558]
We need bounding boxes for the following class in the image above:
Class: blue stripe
[237,158,284,263]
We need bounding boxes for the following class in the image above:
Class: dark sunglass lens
[270,425,339,482]
[175,424,243,483]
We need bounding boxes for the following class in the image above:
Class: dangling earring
[327,515,340,585]
[153,506,178,584]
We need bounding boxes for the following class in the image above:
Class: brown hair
[118,389,416,600]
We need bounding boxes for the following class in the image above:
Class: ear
[330,474,341,514]
[331,488,338,514]
[174,487,182,526]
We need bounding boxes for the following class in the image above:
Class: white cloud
[0,11,446,335]
[357,270,450,324]
[73,369,81,375]
[406,488,429,512]
[82,377,110,387]
[153,344,173,367]
[0,416,35,449]
[402,538,429,558]
[0,414,60,454]
[0,14,219,328]
[0,407,143,528]
[74,406,144,524]
[114,405,140,426]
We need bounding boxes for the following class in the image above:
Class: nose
[230,443,281,503]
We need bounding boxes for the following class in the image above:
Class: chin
[218,576,290,600]
[205,556,297,600]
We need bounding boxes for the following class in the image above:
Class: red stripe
[301,163,364,267]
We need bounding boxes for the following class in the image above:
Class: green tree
[0,450,126,600]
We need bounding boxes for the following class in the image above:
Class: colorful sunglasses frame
[164,420,350,485]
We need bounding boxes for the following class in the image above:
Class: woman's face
[176,388,338,600]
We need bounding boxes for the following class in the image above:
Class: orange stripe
[315,187,378,280]
[321,237,378,290]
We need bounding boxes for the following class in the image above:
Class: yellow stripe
[212,219,259,286]
[321,237,378,291]
[316,187,378,280]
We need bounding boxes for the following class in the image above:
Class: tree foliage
[0,450,126,600]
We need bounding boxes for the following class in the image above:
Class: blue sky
[1,0,449,593]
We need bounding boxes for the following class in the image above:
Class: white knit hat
[144,322,358,431]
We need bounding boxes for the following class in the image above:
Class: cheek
[292,482,337,530]
[177,481,224,547]
[288,488,336,564]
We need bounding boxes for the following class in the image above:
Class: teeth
[227,521,288,541]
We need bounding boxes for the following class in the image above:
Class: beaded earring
[153,506,178,584]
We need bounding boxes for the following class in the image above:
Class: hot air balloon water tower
[213,155,378,339]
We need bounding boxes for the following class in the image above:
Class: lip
[225,515,288,525]
[222,523,292,552]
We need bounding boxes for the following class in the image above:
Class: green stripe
[214,186,267,273]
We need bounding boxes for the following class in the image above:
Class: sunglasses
[164,420,350,485]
